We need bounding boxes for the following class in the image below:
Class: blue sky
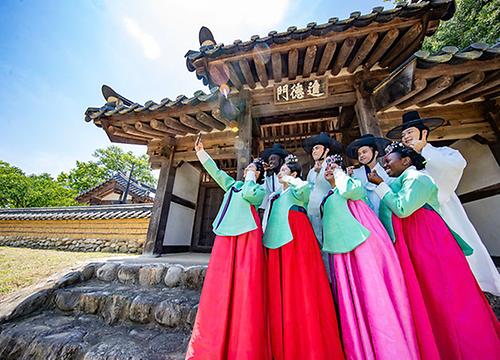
[0,0,388,177]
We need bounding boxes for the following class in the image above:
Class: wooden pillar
[354,81,383,137]
[143,147,176,255]
[236,91,252,180]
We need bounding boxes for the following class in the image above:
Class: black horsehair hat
[260,144,288,161]
[303,132,343,155]
[386,110,444,139]
[346,134,392,159]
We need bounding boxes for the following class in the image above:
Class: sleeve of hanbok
[333,169,365,200]
[242,172,265,206]
[283,175,311,202]
[197,150,235,192]
[421,145,466,202]
[375,177,432,218]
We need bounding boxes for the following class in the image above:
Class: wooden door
[191,184,224,251]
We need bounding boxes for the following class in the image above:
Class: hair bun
[285,154,299,165]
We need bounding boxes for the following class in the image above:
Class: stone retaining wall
[0,236,143,254]
[0,217,149,253]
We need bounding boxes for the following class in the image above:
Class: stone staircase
[0,261,206,360]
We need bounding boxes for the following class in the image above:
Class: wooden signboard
[274,77,328,104]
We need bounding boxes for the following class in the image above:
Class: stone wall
[0,218,149,253]
[0,235,143,254]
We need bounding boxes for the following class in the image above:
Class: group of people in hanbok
[185,110,500,360]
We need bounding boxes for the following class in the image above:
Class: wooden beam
[223,62,243,89]
[288,48,299,80]
[317,42,337,75]
[135,122,171,138]
[174,147,236,164]
[211,107,231,126]
[196,111,226,131]
[253,54,269,88]
[397,76,454,108]
[271,52,282,82]
[458,72,500,102]
[205,19,422,67]
[175,130,236,150]
[252,91,356,117]
[150,119,186,135]
[144,149,175,255]
[354,83,382,136]
[379,78,427,111]
[122,124,159,140]
[418,71,485,106]
[339,106,355,129]
[236,92,252,180]
[415,58,500,79]
[302,45,318,78]
[380,23,423,68]
[162,116,198,134]
[238,59,256,89]
[364,29,399,69]
[180,114,212,132]
[107,125,149,145]
[347,33,378,73]
[332,38,356,76]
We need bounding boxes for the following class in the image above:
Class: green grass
[0,246,132,300]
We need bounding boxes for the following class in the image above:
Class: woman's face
[383,152,410,177]
[278,164,294,183]
[324,163,335,181]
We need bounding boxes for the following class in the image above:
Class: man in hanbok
[260,144,288,228]
[386,110,500,295]
[346,134,392,216]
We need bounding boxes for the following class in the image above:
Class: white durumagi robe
[352,162,390,217]
[260,173,282,231]
[421,143,500,295]
[306,161,331,242]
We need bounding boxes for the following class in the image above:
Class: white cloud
[123,16,161,60]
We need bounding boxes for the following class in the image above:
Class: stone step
[52,279,200,329]
[90,262,207,290]
[0,310,189,360]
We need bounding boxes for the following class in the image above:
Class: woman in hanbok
[186,140,271,360]
[321,154,420,360]
[368,142,500,360]
[263,154,344,360]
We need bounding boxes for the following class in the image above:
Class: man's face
[312,144,328,161]
[268,154,282,170]
[401,127,421,146]
[357,146,377,165]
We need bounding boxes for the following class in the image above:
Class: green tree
[57,145,157,194]
[423,0,500,53]
[0,162,79,208]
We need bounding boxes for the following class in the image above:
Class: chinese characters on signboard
[274,78,328,104]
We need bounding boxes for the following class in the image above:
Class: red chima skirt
[185,207,271,360]
[267,210,345,360]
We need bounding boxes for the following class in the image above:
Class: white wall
[451,139,500,256]
[172,162,201,203]
[163,162,201,247]
[163,202,196,246]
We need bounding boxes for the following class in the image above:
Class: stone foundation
[0,236,142,254]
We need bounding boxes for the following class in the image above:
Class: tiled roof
[75,173,156,201]
[414,42,500,68]
[84,88,220,123]
[185,0,456,81]
[0,204,153,221]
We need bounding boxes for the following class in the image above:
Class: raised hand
[194,139,204,152]
[367,169,384,185]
